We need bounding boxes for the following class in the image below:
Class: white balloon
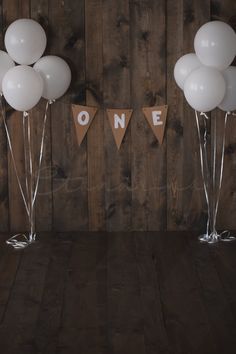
[218,66,236,112]
[0,50,15,92]
[2,65,43,111]
[194,21,236,70]
[174,53,201,90]
[184,67,226,112]
[4,19,47,65]
[33,55,71,100]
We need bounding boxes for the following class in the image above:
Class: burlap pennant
[72,105,98,146]
[142,105,168,145]
[107,109,133,149]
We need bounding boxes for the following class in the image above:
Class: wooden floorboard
[0,232,235,354]
[150,232,218,354]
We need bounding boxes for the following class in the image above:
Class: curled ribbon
[195,110,235,243]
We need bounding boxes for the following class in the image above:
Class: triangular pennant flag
[107,109,133,149]
[142,105,168,145]
[72,104,98,146]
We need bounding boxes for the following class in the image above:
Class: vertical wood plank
[130,0,167,231]
[49,0,88,231]
[86,0,105,231]
[3,0,30,233]
[210,0,236,231]
[167,0,210,231]
[0,0,9,232]
[102,0,132,231]
[30,0,53,232]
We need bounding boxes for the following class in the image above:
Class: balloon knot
[200,112,209,119]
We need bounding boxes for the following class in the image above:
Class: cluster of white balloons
[0,18,71,112]
[174,21,236,112]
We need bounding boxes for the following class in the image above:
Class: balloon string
[196,110,235,243]
[33,100,52,205]
[0,95,29,216]
[1,99,53,249]
[213,112,228,229]
[195,110,211,236]
[25,110,35,242]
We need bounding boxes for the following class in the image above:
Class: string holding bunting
[142,105,168,145]
[72,104,98,146]
[71,104,168,149]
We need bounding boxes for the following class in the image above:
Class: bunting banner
[142,105,168,145]
[72,104,98,146]
[71,104,168,148]
[107,108,133,149]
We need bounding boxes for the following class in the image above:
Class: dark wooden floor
[0,232,236,354]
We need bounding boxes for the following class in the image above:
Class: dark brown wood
[1,0,236,232]
[33,236,72,354]
[49,0,88,231]
[134,232,170,354]
[210,0,236,231]
[56,232,108,354]
[0,1,9,232]
[167,0,210,231]
[130,0,167,231]
[0,231,236,354]
[3,0,30,233]
[151,231,219,354]
[0,238,51,354]
[86,0,105,231]
[31,0,53,232]
[102,0,132,231]
[107,232,146,354]
[188,237,236,354]
[0,236,21,323]
[211,242,236,320]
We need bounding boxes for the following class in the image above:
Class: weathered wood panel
[130,0,167,231]
[49,0,88,231]
[86,0,105,231]
[0,0,235,232]
[31,0,53,231]
[167,0,210,231]
[211,0,236,231]
[0,1,9,232]
[3,0,30,233]
[102,0,132,231]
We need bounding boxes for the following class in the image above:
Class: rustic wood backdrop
[0,0,236,233]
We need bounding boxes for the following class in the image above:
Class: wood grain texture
[0,0,236,232]
[86,0,105,231]
[210,0,236,231]
[130,0,167,231]
[30,0,53,232]
[167,0,210,231]
[0,2,9,232]
[3,0,30,233]
[0,231,236,354]
[102,0,132,231]
[49,0,88,231]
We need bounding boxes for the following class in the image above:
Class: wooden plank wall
[0,0,236,232]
